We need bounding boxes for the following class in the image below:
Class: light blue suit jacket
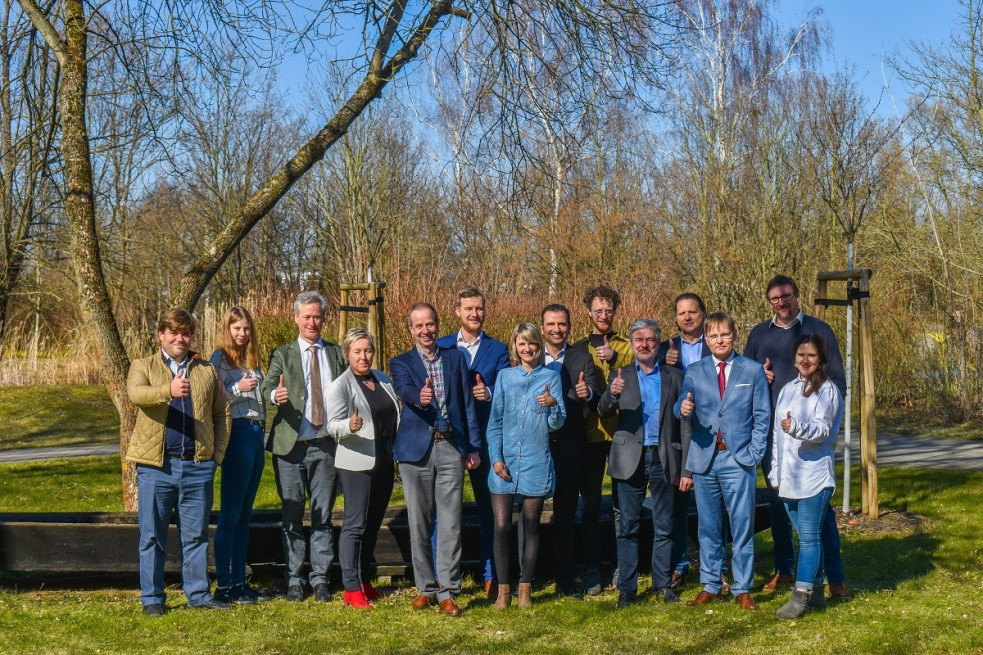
[674,354,770,475]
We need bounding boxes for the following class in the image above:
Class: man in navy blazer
[435,286,510,598]
[538,303,601,598]
[674,312,769,611]
[656,291,712,589]
[390,302,481,617]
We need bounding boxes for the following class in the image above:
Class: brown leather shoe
[720,574,731,596]
[411,594,435,610]
[735,593,758,610]
[438,598,463,617]
[761,572,793,592]
[827,582,852,600]
[686,590,720,606]
[669,571,687,590]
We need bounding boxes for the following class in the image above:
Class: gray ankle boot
[776,589,811,620]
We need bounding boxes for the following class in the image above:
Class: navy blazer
[436,330,511,437]
[674,354,770,475]
[537,346,601,460]
[389,346,481,463]
[657,335,712,372]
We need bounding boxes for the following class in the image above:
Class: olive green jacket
[126,352,231,466]
[572,333,635,443]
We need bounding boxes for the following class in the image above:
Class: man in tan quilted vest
[127,308,231,616]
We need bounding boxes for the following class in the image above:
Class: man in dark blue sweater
[743,275,851,602]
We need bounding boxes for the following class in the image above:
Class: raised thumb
[786,411,791,420]
[476,373,484,385]
[578,371,585,383]
[617,368,623,379]
[278,374,284,387]
[544,384,550,393]
[177,369,186,378]
[686,392,693,401]
[354,408,360,418]
[424,377,431,389]
[603,334,610,345]
[764,357,771,369]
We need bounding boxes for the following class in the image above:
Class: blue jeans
[213,420,266,588]
[783,487,834,591]
[137,458,216,607]
[617,447,675,595]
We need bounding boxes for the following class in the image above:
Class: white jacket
[769,377,841,500]
[326,368,400,472]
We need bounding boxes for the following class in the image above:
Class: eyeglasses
[768,293,795,306]
[590,309,614,317]
[706,333,734,342]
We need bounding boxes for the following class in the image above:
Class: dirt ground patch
[831,505,923,536]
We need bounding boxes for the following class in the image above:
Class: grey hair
[342,327,376,358]
[294,290,327,317]
[628,318,662,343]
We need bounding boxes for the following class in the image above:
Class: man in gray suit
[262,291,346,603]
[599,319,690,608]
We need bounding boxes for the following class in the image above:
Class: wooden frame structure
[814,268,878,518]
[337,281,387,370]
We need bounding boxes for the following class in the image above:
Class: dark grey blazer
[598,363,691,485]
[538,346,602,460]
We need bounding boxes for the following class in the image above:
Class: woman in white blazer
[326,327,400,609]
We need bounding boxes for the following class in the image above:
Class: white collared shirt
[268,336,335,440]
[544,343,568,366]
[711,352,736,386]
[771,311,805,329]
[456,329,482,362]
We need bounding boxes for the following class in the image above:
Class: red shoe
[361,582,380,602]
[343,590,374,609]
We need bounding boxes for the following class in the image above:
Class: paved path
[2,434,982,469]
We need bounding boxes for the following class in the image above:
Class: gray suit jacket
[598,363,691,485]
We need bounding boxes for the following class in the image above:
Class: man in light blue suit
[435,286,511,598]
[674,312,769,611]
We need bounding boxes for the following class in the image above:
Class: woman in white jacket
[326,327,400,609]
[769,333,842,620]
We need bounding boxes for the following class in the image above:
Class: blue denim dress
[486,364,566,497]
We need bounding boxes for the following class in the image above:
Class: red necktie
[716,361,726,443]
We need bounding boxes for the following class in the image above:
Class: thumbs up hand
[170,368,191,398]
[763,358,775,385]
[781,410,792,433]
[596,334,615,362]
[420,377,434,407]
[274,373,289,404]
[680,391,694,418]
[665,340,679,366]
[537,383,557,407]
[349,407,364,433]
[575,370,590,399]
[472,373,489,402]
[609,368,625,396]
[238,370,258,392]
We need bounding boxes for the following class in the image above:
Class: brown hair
[157,308,197,336]
[456,286,485,307]
[215,306,260,370]
[793,333,829,397]
[583,285,622,311]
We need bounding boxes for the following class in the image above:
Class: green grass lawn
[0,385,119,451]
[0,467,981,654]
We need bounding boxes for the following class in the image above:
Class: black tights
[491,492,544,584]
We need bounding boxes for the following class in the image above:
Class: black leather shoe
[616,592,637,609]
[313,583,333,602]
[196,598,231,610]
[658,586,682,604]
[285,585,305,602]
[557,582,584,600]
[142,603,165,617]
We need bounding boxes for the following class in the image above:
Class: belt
[644,445,659,452]
[301,437,329,446]
[169,453,195,461]
[432,430,453,440]
[232,417,265,426]
[716,441,727,451]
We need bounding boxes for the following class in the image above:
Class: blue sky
[780,0,963,112]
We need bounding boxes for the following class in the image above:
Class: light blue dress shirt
[637,362,662,446]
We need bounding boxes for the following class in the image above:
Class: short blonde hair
[510,322,543,361]
[342,327,376,358]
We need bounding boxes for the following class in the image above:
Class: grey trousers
[399,438,464,602]
[273,439,339,588]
